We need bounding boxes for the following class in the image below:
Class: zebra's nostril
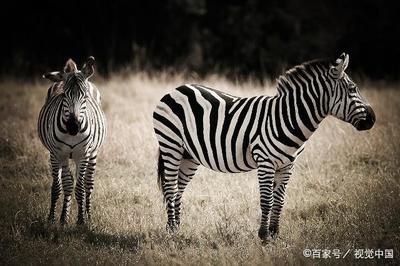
[66,116,80,135]
[71,114,79,122]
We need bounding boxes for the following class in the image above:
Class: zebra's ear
[42,71,65,82]
[331,53,349,79]
[82,56,95,79]
[64,59,78,73]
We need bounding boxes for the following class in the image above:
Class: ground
[0,73,399,265]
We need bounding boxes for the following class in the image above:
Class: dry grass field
[0,73,399,265]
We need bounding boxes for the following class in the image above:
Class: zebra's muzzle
[65,116,80,136]
[355,105,375,131]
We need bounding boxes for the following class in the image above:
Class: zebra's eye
[348,86,357,93]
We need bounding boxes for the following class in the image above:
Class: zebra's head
[43,57,95,135]
[328,53,375,131]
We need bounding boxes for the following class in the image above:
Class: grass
[0,73,399,265]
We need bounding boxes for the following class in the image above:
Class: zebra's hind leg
[48,153,62,224]
[175,155,199,227]
[84,153,97,222]
[60,161,73,225]
[269,164,293,238]
[75,156,89,225]
[157,146,183,233]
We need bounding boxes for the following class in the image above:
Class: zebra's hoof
[258,227,273,244]
[47,216,56,225]
[60,215,69,226]
[269,226,280,239]
[166,222,179,234]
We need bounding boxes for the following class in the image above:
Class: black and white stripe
[38,57,106,225]
[153,53,375,241]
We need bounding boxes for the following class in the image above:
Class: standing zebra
[38,57,106,225]
[153,53,375,241]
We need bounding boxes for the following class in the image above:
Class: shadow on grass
[84,229,145,252]
[28,218,145,252]
[26,215,204,252]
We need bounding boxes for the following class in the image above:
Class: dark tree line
[1,0,399,80]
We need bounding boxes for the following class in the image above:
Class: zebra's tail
[157,149,166,200]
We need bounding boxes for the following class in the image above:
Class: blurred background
[1,0,399,80]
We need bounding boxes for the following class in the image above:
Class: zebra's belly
[183,140,257,173]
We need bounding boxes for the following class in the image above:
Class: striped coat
[38,57,106,225]
[153,53,375,241]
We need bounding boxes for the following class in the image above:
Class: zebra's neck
[272,66,330,144]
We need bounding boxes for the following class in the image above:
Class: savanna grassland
[0,73,399,265]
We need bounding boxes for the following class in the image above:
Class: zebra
[153,53,375,241]
[38,57,106,225]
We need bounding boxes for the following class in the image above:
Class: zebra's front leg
[256,160,276,242]
[175,158,199,226]
[269,164,293,239]
[84,154,97,222]
[60,162,74,225]
[75,157,89,225]
[48,153,62,224]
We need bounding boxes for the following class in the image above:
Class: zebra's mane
[64,73,88,91]
[276,58,331,95]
